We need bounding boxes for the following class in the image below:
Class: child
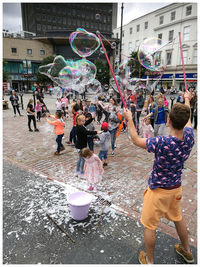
[88,102,96,120]
[80,148,104,192]
[55,98,62,111]
[124,90,194,264]
[27,98,39,132]
[85,113,95,151]
[141,118,154,138]
[35,100,42,122]
[45,111,65,155]
[98,122,110,167]
[61,94,69,118]
[144,98,169,137]
[66,103,79,145]
[75,114,98,178]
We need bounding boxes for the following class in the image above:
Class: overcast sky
[3,2,171,32]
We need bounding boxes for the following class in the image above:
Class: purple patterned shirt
[146,127,194,189]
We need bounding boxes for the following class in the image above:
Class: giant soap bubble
[86,79,102,94]
[138,37,170,72]
[39,56,97,92]
[69,28,100,57]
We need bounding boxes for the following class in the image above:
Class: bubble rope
[97,31,127,108]
[178,32,188,91]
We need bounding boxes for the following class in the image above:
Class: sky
[3,1,173,33]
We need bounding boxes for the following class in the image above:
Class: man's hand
[123,108,132,121]
[184,90,192,101]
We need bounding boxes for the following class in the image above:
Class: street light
[119,3,124,65]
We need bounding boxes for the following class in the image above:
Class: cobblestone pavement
[3,93,197,247]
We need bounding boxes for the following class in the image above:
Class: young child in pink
[35,100,43,121]
[61,94,69,118]
[141,118,154,138]
[80,148,104,192]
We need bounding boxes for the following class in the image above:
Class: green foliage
[36,56,55,84]
[3,60,9,81]
[128,51,147,78]
[95,59,110,85]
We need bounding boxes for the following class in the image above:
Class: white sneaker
[111,151,115,156]
[79,173,85,179]
[74,171,80,177]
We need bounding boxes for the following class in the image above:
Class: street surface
[3,92,197,264]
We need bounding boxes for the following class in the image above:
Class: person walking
[9,90,23,117]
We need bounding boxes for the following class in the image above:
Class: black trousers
[37,111,41,121]
[194,115,197,129]
[12,104,21,115]
[28,115,37,130]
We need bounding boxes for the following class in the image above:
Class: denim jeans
[109,128,117,151]
[154,123,165,137]
[56,134,64,152]
[69,126,76,144]
[76,150,85,174]
[98,150,108,160]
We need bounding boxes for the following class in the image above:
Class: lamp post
[119,3,124,65]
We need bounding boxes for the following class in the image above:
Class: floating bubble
[69,28,100,57]
[87,79,102,94]
[39,56,97,92]
[138,37,170,72]
[104,84,109,90]
[110,76,123,93]
[100,47,105,54]
[111,42,116,49]
[95,14,101,20]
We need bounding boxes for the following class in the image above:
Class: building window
[144,21,148,29]
[182,50,188,64]
[122,43,124,52]
[171,11,176,21]
[159,16,164,25]
[166,52,172,65]
[186,5,192,16]
[37,24,41,31]
[11,48,17,53]
[68,18,71,25]
[122,31,124,37]
[27,49,32,55]
[135,40,139,51]
[193,49,197,64]
[40,50,45,55]
[136,24,140,32]
[128,42,132,53]
[183,26,190,41]
[42,25,46,31]
[63,17,66,24]
[47,25,52,30]
[168,30,174,41]
[104,15,106,23]
[116,33,119,38]
[130,27,132,34]
[158,33,162,40]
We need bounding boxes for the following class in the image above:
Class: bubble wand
[178,32,188,91]
[96,31,127,109]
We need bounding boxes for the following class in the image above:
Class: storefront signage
[175,73,197,79]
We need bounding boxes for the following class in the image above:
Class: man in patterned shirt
[124,90,194,264]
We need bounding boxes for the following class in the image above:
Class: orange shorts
[140,186,182,230]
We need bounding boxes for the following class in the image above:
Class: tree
[36,56,55,84]
[95,59,110,85]
[128,51,147,78]
[3,60,9,81]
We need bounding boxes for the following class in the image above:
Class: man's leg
[144,228,156,264]
[174,219,190,252]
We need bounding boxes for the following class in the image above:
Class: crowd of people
[7,84,197,264]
